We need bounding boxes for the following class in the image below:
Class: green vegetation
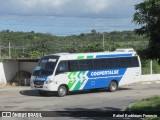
[142,60,160,74]
[133,0,160,61]
[0,30,148,58]
[127,96,160,120]
[0,29,159,74]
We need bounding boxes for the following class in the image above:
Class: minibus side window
[56,61,68,75]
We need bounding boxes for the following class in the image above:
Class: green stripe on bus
[73,81,81,90]
[87,56,94,59]
[68,79,76,90]
[77,71,86,79]
[73,79,86,90]
[68,72,77,79]
[77,56,84,59]
[68,72,77,90]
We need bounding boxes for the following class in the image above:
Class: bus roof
[115,48,135,52]
[47,48,137,59]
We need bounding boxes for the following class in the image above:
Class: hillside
[0,30,148,58]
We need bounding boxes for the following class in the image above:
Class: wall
[2,60,19,83]
[20,62,37,73]
[0,63,6,85]
[119,74,160,86]
[140,74,160,82]
[0,60,37,85]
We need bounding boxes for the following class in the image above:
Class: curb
[120,80,160,87]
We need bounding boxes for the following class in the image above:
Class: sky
[0,0,142,36]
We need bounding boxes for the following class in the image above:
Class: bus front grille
[34,81,44,88]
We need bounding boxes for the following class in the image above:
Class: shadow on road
[19,87,132,97]
[50,107,141,120]
[118,87,133,91]
[19,90,58,97]
[19,90,40,97]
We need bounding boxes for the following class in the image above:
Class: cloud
[0,0,142,18]
[83,0,109,14]
[0,0,143,35]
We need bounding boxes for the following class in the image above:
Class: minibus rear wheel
[108,81,118,92]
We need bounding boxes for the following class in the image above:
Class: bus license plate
[36,84,41,88]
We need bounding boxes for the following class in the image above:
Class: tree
[27,39,52,58]
[133,0,160,61]
[91,29,97,34]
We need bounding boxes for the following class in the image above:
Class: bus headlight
[45,80,53,84]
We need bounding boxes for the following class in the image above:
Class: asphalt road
[0,83,160,120]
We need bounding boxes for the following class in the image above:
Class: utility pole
[150,60,153,81]
[103,33,105,50]
[23,45,24,54]
[0,39,1,59]
[9,42,11,59]
[150,60,152,75]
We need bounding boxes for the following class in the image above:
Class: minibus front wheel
[57,85,67,97]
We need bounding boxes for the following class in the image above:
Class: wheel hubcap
[59,88,66,96]
[111,82,117,91]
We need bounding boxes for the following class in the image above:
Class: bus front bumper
[31,82,59,91]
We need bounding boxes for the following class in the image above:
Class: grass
[129,96,160,111]
[127,96,160,120]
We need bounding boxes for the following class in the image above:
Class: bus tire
[38,91,48,96]
[57,85,67,97]
[108,81,118,92]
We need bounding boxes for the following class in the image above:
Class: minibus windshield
[32,55,59,76]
